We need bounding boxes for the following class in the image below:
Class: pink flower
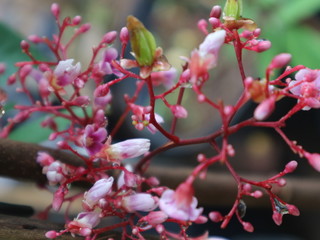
[83,177,114,209]
[44,161,67,186]
[97,47,123,77]
[150,67,176,89]
[159,182,203,221]
[82,124,107,156]
[67,211,100,237]
[289,69,320,110]
[103,138,150,161]
[188,30,226,84]
[54,59,81,86]
[122,193,158,213]
[93,84,112,108]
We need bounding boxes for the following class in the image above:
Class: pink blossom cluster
[2,2,320,240]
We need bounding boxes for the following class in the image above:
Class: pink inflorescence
[2,1,320,240]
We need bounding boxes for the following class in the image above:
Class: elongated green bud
[127,16,157,66]
[223,0,243,20]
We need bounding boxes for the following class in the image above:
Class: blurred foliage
[243,0,320,74]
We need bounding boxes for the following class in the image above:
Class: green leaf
[275,0,320,26]
[286,25,320,68]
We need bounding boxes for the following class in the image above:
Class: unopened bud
[78,23,91,33]
[223,0,243,20]
[51,3,60,18]
[197,19,208,35]
[269,53,291,69]
[102,31,117,44]
[72,16,82,25]
[254,96,276,121]
[242,221,254,232]
[20,40,29,50]
[284,160,298,173]
[209,211,224,222]
[127,15,156,66]
[28,34,43,43]
[120,27,129,44]
[210,5,222,19]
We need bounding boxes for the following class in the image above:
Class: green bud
[127,15,157,66]
[223,0,243,20]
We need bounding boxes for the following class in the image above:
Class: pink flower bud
[53,187,67,211]
[144,211,168,226]
[284,160,298,173]
[251,190,263,198]
[46,161,65,185]
[20,40,29,50]
[254,96,276,121]
[94,109,108,127]
[36,152,55,166]
[272,211,283,226]
[269,53,291,69]
[45,230,58,239]
[51,3,60,18]
[28,34,43,43]
[72,96,90,107]
[7,74,16,85]
[210,5,222,18]
[287,204,300,216]
[197,19,208,35]
[122,193,158,213]
[57,140,69,149]
[277,178,286,187]
[170,105,188,118]
[120,27,129,44]
[72,16,82,25]
[194,215,208,224]
[242,221,254,232]
[208,17,221,29]
[257,40,272,52]
[106,138,150,161]
[83,177,114,209]
[103,31,117,44]
[19,64,32,79]
[209,211,223,222]
[78,23,91,33]
[304,152,320,172]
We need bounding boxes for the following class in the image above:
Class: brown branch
[0,138,320,210]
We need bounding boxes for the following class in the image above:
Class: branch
[0,138,319,210]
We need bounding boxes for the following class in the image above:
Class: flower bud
[83,177,114,209]
[170,105,188,118]
[120,27,129,44]
[51,3,60,18]
[102,31,117,44]
[254,96,276,121]
[72,16,82,25]
[223,0,243,20]
[105,138,150,161]
[122,193,158,213]
[210,5,222,19]
[127,15,156,66]
[269,53,291,69]
[304,152,320,172]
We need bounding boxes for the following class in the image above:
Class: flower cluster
[2,1,320,240]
